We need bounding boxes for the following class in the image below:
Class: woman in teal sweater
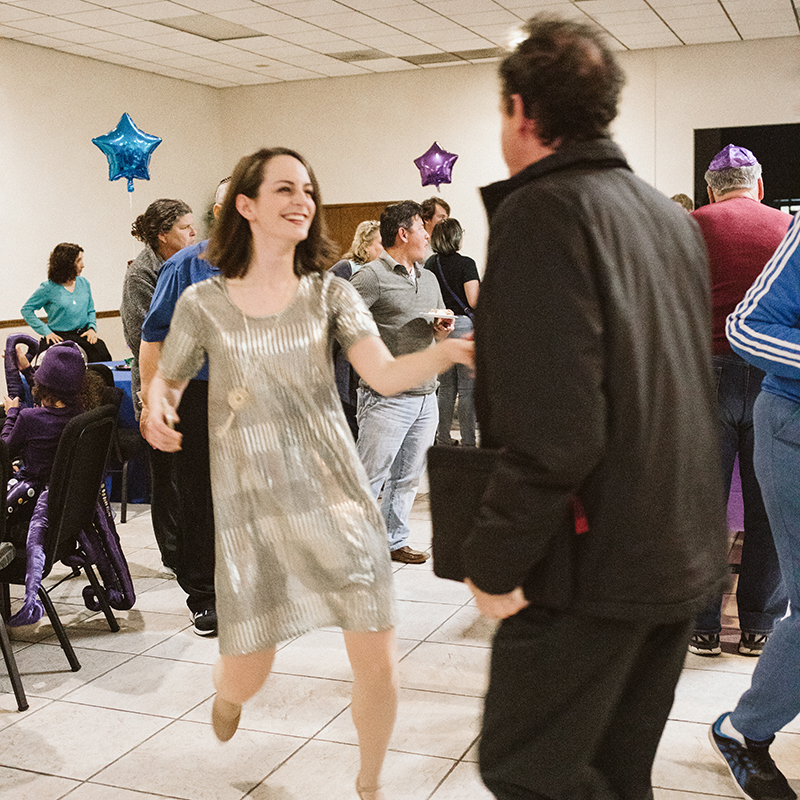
[21,242,112,362]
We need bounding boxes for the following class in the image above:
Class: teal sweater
[20,277,97,337]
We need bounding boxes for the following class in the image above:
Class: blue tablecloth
[94,361,150,504]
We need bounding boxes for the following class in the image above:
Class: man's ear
[757,177,764,201]
[707,186,716,204]
[235,194,254,220]
[396,226,410,244]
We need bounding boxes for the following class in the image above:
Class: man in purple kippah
[689,145,792,660]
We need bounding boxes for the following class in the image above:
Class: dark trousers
[695,353,787,634]
[148,447,181,572]
[480,608,694,800]
[43,329,112,363]
[173,380,215,614]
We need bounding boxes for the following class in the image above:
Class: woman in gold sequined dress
[145,148,472,800]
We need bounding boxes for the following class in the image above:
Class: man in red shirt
[690,145,792,657]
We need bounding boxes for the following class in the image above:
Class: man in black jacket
[464,16,729,800]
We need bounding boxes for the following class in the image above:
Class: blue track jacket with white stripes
[727,212,800,403]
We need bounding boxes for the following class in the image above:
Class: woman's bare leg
[343,628,399,799]
[211,648,276,740]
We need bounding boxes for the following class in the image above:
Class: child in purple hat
[2,341,87,528]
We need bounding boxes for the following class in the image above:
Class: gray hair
[705,164,762,196]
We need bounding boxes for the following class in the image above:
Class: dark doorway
[694,123,800,213]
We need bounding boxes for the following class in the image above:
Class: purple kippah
[708,144,758,171]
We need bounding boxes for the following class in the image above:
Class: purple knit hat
[708,144,758,171]
[34,342,86,397]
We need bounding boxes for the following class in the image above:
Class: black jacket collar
[480,138,632,220]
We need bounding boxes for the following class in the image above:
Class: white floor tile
[94,719,304,800]
[185,673,352,738]
[63,655,213,717]
[0,702,169,780]
[0,764,79,800]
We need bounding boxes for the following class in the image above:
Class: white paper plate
[420,311,455,322]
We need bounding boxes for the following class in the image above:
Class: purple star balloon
[92,113,162,192]
[413,142,458,189]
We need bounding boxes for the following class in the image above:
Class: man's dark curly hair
[500,15,625,147]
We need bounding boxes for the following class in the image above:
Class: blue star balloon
[92,113,162,192]
[413,141,458,189]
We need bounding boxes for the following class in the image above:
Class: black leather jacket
[464,139,728,622]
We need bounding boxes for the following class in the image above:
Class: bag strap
[435,255,474,321]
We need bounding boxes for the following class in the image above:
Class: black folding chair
[0,440,28,712]
[88,364,147,523]
[0,404,118,674]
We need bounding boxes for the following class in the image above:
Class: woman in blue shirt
[21,242,112,363]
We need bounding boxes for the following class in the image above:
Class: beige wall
[1,32,798,346]
[0,37,224,336]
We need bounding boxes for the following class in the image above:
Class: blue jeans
[732,391,800,740]
[356,388,438,550]
[436,315,476,447]
[694,354,787,635]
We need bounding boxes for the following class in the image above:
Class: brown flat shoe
[212,695,241,742]
[390,546,430,564]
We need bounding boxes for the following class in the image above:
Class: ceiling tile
[470,20,525,38]
[245,17,320,35]
[329,0,410,8]
[119,2,200,20]
[278,27,350,44]
[226,34,286,52]
[427,0,499,13]
[300,10,370,27]
[0,6,40,21]
[49,26,122,43]
[61,8,139,26]
[260,64,323,79]
[125,45,192,61]
[446,10,521,26]
[658,3,727,19]
[101,19,170,36]
[0,14,84,33]
[13,32,72,46]
[213,6,286,24]
[53,41,116,56]
[679,28,741,43]
[399,16,466,33]
[722,0,790,8]
[347,56,407,71]
[371,39,444,56]
[740,24,799,38]
[269,0,347,16]
[176,0,263,11]
[368,5,441,23]
[178,38,236,54]
[619,32,682,47]
[9,0,96,12]
[732,9,798,25]
[91,35,154,51]
[589,9,661,25]
[570,0,647,11]
[139,29,212,46]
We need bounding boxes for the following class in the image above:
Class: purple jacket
[2,404,80,481]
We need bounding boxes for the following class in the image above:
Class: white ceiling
[1,0,797,88]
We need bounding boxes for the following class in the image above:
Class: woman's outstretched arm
[347,334,473,398]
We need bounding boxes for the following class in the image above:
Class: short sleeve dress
[158,271,395,656]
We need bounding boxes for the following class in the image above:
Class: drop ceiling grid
[0,0,797,86]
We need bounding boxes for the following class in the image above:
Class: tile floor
[1,500,796,800]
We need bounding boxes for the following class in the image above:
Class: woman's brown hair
[206,147,337,279]
[48,243,83,284]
